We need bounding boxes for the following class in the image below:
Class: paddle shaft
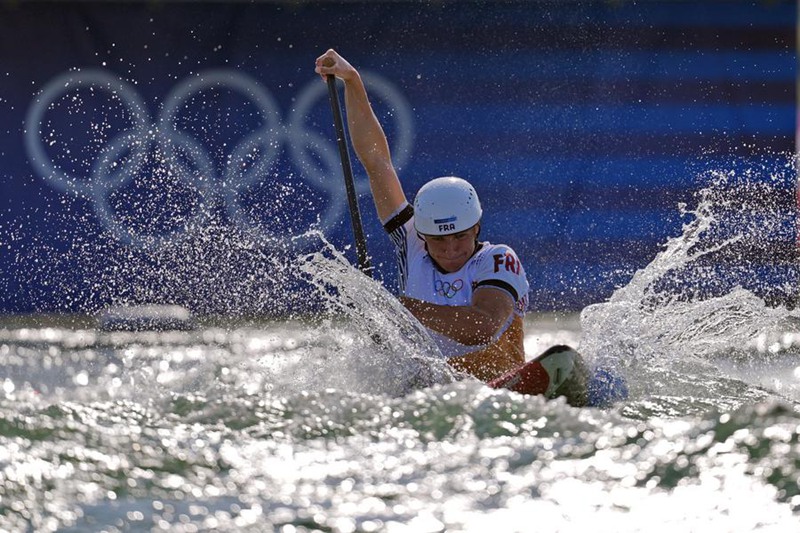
[326,74,373,277]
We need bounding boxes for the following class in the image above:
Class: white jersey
[384,202,530,358]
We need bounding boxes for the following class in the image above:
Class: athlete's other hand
[315,49,358,82]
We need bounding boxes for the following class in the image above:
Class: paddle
[324,60,373,278]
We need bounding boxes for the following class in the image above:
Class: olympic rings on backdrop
[24,68,415,249]
[25,69,152,197]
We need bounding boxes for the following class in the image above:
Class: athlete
[315,49,588,402]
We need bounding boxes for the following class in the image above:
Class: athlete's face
[423,224,480,273]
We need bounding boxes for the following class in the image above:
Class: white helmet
[413,176,482,236]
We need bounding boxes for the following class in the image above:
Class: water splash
[297,234,456,396]
[579,153,799,403]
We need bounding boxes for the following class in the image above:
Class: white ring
[89,130,215,249]
[24,69,151,197]
[25,68,415,251]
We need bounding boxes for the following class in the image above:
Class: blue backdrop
[0,1,795,315]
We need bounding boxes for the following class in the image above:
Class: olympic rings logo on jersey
[435,279,464,299]
[24,68,414,249]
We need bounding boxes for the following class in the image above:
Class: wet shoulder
[471,242,525,277]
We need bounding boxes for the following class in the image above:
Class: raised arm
[315,49,407,221]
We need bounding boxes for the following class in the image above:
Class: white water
[2,156,800,532]
[579,161,800,406]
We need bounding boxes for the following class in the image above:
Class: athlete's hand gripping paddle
[323,58,373,278]
[322,57,387,350]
